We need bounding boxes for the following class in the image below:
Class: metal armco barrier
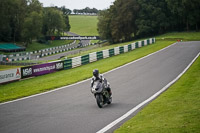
[64,59,72,70]
[81,55,89,65]
[119,46,124,54]
[62,38,155,70]
[97,51,103,60]
[109,49,115,57]
[89,52,97,63]
[128,45,132,51]
[0,38,155,84]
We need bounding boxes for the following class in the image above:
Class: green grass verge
[69,15,98,36]
[114,55,200,133]
[156,31,200,41]
[0,40,174,102]
[0,65,22,71]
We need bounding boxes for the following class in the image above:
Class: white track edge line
[0,42,177,106]
[96,52,200,133]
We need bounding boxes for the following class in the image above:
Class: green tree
[64,15,71,32]
[136,0,170,37]
[12,0,27,42]
[21,0,43,46]
[166,0,200,31]
[0,0,13,41]
[110,0,139,42]
[0,0,27,42]
[97,10,113,42]
[60,6,72,15]
[73,9,78,14]
[43,8,66,36]
[22,11,43,46]
[27,0,43,13]
[97,0,139,43]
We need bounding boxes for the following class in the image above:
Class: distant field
[69,15,98,36]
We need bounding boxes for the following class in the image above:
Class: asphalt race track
[0,41,200,133]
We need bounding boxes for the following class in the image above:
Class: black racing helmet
[93,69,99,78]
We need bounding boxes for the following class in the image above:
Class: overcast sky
[38,0,115,10]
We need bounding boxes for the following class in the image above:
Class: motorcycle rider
[91,69,112,96]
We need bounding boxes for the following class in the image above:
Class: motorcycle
[91,80,112,108]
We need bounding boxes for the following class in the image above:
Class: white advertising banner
[0,68,21,84]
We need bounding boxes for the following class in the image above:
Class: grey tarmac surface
[0,41,200,133]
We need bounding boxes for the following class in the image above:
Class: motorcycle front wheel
[96,94,104,108]
[107,96,112,104]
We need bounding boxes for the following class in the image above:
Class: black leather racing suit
[91,74,112,95]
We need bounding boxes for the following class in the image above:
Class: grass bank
[114,55,200,133]
[156,31,200,41]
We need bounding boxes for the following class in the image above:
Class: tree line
[73,7,99,14]
[50,6,100,15]
[97,0,200,43]
[0,0,70,47]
